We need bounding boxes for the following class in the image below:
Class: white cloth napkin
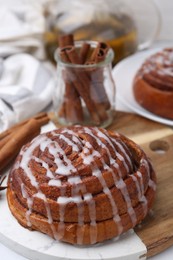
[0,0,46,59]
[0,53,55,132]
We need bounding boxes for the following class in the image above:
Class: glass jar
[53,41,116,128]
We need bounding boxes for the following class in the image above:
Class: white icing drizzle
[20,135,59,240]
[116,178,137,226]
[141,159,150,179]
[111,138,133,170]
[158,67,173,77]
[51,129,97,244]
[95,128,131,174]
[140,49,173,80]
[52,132,80,152]
[34,192,53,225]
[21,183,33,227]
[93,166,123,234]
[69,177,87,241]
[81,147,100,165]
[32,156,54,179]
[57,202,65,240]
[130,174,148,216]
[40,138,76,176]
[45,132,84,241]
[136,171,145,196]
[84,193,97,244]
[149,179,156,191]
[79,128,124,232]
[48,179,61,187]
[20,136,45,188]
[76,200,84,245]
[68,176,81,185]
[53,129,98,244]
[84,127,137,226]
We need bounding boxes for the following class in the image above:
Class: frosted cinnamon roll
[7,126,156,245]
[133,48,173,119]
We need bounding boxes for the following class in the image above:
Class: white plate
[112,47,173,126]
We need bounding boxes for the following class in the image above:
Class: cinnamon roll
[133,48,173,119]
[7,126,156,245]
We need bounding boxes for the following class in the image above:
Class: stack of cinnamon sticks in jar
[57,34,113,125]
[0,112,49,174]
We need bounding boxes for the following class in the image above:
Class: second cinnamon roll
[133,48,173,119]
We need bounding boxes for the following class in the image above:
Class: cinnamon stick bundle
[57,34,112,125]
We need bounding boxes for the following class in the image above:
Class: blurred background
[0,0,172,64]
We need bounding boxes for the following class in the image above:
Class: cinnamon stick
[88,42,111,110]
[79,42,90,64]
[0,135,11,150]
[0,119,41,172]
[59,47,84,123]
[0,112,49,140]
[63,71,83,123]
[58,102,66,118]
[90,42,110,62]
[58,34,74,48]
[85,63,110,110]
[65,45,82,64]
[65,46,104,124]
[58,47,71,119]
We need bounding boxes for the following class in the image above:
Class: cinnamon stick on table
[0,135,11,150]
[0,119,41,172]
[0,112,49,141]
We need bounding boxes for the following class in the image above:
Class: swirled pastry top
[133,48,173,120]
[7,126,156,245]
[137,48,173,91]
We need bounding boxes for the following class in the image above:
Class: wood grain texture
[134,134,173,258]
[108,111,173,258]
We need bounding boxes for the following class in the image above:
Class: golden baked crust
[7,126,156,245]
[133,48,173,119]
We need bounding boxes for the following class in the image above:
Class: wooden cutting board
[108,111,173,258]
[1,111,173,259]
